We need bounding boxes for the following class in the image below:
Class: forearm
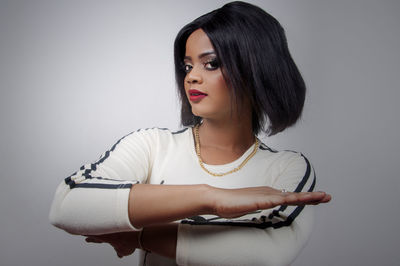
[129,184,214,228]
[175,208,314,266]
[128,182,329,229]
[49,181,136,235]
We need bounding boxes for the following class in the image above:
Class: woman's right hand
[210,186,331,218]
[85,231,138,258]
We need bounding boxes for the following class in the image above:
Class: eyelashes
[183,63,192,73]
[182,58,220,73]
[204,58,220,70]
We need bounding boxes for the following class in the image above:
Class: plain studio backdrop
[0,0,399,265]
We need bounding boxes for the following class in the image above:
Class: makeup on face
[183,29,232,119]
[188,89,208,102]
[184,52,220,103]
[183,52,220,74]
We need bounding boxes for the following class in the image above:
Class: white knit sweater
[49,127,316,266]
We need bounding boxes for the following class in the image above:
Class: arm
[175,208,313,266]
[127,183,326,229]
[50,128,326,236]
[48,129,214,235]
[50,169,323,237]
[85,223,179,259]
[128,183,211,228]
[89,154,327,264]
[49,129,157,235]
[173,152,323,266]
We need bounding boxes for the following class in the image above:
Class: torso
[136,127,303,266]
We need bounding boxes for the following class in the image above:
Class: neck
[198,115,254,153]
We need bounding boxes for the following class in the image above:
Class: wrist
[140,224,178,259]
[138,228,151,252]
[202,184,219,215]
[130,231,140,249]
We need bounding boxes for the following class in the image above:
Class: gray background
[1,0,399,265]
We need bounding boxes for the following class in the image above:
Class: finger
[267,190,329,206]
[85,237,103,243]
[303,192,331,203]
[300,191,326,201]
[297,192,331,205]
[114,248,123,258]
[305,199,324,205]
[304,192,332,205]
[282,192,322,205]
[305,195,331,205]
[321,193,332,203]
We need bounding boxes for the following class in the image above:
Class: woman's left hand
[85,231,139,258]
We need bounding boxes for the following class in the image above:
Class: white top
[49,127,316,266]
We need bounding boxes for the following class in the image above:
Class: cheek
[207,69,228,89]
[183,78,190,95]
[213,74,230,98]
[217,76,229,90]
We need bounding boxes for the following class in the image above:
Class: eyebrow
[184,51,216,61]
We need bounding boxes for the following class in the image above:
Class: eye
[204,58,220,70]
[183,63,192,73]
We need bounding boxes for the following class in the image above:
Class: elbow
[48,206,59,228]
[49,204,68,233]
[49,204,72,234]
[48,195,73,234]
[49,183,64,228]
[48,181,80,235]
[48,204,88,235]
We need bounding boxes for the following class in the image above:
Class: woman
[49,1,331,265]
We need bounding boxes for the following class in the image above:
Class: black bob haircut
[174,1,306,136]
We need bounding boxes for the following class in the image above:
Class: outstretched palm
[213,186,330,218]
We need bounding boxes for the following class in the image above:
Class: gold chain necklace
[194,124,259,177]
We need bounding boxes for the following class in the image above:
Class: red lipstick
[189,89,207,102]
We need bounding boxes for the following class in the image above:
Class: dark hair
[174,1,306,136]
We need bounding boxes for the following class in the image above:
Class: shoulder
[258,141,311,168]
[257,141,315,189]
[121,126,191,145]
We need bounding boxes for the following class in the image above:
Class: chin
[192,108,225,122]
[191,103,230,120]
[191,108,203,118]
[191,106,210,118]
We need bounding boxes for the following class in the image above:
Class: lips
[188,89,207,102]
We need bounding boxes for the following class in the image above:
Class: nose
[185,66,203,84]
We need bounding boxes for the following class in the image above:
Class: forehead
[185,29,214,56]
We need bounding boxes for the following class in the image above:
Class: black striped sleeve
[49,128,162,235]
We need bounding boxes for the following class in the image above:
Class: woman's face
[183,29,233,121]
